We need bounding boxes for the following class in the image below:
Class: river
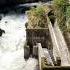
[0,11,38,70]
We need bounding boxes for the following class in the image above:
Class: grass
[26,4,50,29]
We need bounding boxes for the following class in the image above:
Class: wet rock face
[0,29,5,36]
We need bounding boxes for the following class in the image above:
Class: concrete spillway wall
[47,17,70,66]
[26,28,53,49]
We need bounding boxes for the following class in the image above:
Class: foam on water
[0,14,27,51]
[0,14,38,70]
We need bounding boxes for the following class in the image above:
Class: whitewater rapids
[0,14,38,70]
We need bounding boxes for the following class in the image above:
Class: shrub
[66,6,70,19]
[53,0,69,31]
[26,5,50,28]
[54,0,68,9]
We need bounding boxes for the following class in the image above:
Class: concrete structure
[47,17,70,66]
[37,43,54,70]
[26,28,52,48]
[33,45,38,58]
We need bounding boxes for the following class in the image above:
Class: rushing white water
[0,14,38,70]
[0,14,27,51]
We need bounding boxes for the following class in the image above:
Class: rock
[0,28,5,36]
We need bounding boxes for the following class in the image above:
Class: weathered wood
[48,17,70,66]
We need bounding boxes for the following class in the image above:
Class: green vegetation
[53,0,69,32]
[54,0,68,8]
[53,0,70,46]
[66,6,70,33]
[66,6,70,18]
[26,5,50,28]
